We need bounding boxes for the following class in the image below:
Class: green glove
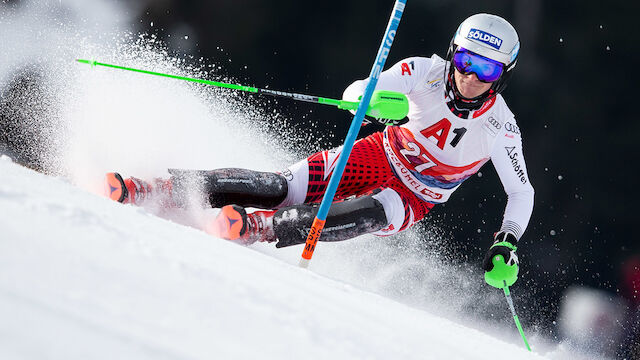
[482,232,519,288]
[351,90,409,125]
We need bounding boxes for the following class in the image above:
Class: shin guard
[168,168,288,209]
[273,195,388,248]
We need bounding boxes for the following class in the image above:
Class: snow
[0,159,548,360]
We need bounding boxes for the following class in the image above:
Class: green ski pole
[502,281,532,351]
[75,59,408,121]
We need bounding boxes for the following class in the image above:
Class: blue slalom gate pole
[299,0,407,267]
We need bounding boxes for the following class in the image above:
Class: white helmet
[445,14,520,105]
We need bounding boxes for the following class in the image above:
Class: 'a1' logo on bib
[467,29,502,50]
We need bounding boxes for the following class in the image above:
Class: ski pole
[502,281,532,351]
[75,59,408,121]
[298,0,407,268]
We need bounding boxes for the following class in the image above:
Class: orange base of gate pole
[298,217,326,268]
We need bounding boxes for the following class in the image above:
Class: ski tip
[206,205,247,240]
[104,172,127,203]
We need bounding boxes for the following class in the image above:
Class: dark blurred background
[1,0,638,356]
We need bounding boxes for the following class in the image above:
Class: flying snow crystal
[550,230,557,236]
[559,38,563,43]
[558,175,563,180]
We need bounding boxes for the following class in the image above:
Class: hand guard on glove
[482,231,519,288]
[351,90,409,126]
[364,116,410,126]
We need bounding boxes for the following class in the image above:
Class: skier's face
[454,69,493,99]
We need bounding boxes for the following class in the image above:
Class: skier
[105,13,533,288]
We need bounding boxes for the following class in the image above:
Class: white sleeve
[490,120,535,241]
[342,56,434,102]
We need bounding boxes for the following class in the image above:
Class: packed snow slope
[0,158,545,360]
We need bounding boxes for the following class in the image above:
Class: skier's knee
[370,188,411,236]
[278,159,309,207]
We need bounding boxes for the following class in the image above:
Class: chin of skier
[105,13,533,288]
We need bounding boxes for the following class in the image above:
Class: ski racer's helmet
[445,13,520,107]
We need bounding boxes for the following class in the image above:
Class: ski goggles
[452,47,504,83]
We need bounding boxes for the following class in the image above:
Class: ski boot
[207,205,276,245]
[104,172,173,206]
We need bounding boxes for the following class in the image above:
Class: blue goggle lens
[453,48,504,83]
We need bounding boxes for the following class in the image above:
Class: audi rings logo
[280,169,294,181]
[505,122,520,135]
[487,116,501,130]
[482,115,501,137]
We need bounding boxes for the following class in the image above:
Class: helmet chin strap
[445,69,494,113]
